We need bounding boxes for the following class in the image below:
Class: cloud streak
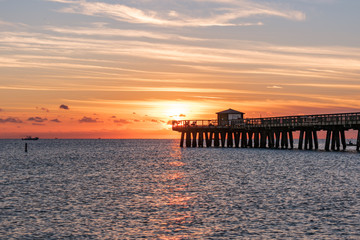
[27,117,48,122]
[50,0,305,27]
[114,119,132,125]
[1,33,360,93]
[79,116,100,123]
[37,107,50,112]
[46,26,204,40]
[2,31,359,74]
[0,117,23,124]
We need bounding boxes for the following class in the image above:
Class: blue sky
[1,0,360,138]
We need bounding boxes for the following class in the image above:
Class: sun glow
[165,103,189,120]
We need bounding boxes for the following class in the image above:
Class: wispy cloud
[113,119,132,125]
[79,116,100,123]
[282,83,360,90]
[27,117,48,122]
[46,0,74,3]
[48,0,305,27]
[32,123,46,126]
[0,20,14,26]
[0,117,23,124]
[51,118,61,123]
[37,107,50,112]
[46,26,204,40]
[0,19,27,27]
[267,85,283,89]
[0,85,270,94]
[2,30,359,78]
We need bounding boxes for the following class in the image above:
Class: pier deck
[172,112,360,151]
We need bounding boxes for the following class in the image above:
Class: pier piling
[357,130,360,152]
[308,130,313,150]
[234,132,240,148]
[298,130,304,150]
[340,130,346,150]
[220,132,226,148]
[331,129,336,151]
[227,131,233,147]
[186,131,191,147]
[192,131,197,147]
[260,132,266,148]
[275,131,280,149]
[254,132,260,148]
[313,131,318,150]
[180,132,185,147]
[198,132,204,147]
[248,132,253,148]
[241,131,247,148]
[268,131,274,148]
[325,130,331,151]
[335,129,341,151]
[214,132,220,147]
[289,131,294,149]
[281,131,287,149]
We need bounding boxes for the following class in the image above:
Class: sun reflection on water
[168,161,186,167]
[164,172,184,181]
[143,144,207,239]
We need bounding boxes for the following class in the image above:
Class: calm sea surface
[1,139,360,239]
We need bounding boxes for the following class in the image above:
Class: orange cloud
[59,104,69,110]
[78,116,100,123]
[0,117,23,124]
[27,117,48,123]
[50,119,61,123]
[113,119,132,125]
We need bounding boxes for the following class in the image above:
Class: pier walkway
[172,112,360,152]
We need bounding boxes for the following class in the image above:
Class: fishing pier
[172,109,360,152]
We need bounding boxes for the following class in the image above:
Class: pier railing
[172,112,360,130]
[172,120,218,127]
[244,112,360,128]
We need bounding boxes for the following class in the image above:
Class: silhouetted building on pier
[217,108,244,126]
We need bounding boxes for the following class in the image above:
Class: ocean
[1,139,360,239]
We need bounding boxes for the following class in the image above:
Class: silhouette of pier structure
[172,109,360,152]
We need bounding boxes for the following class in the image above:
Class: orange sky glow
[1,0,360,138]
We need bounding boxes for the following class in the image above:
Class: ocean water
[1,139,360,239]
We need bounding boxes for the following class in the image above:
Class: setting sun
[165,103,189,120]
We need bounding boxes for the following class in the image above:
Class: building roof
[216,108,245,114]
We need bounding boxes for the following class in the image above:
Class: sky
[1,0,360,139]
